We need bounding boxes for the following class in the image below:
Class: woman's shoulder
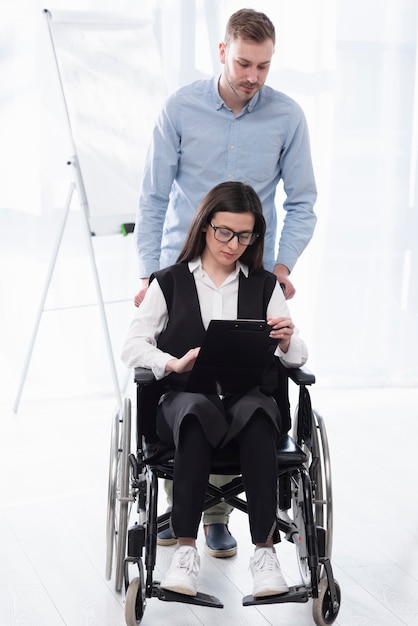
[150,263,193,299]
[151,262,189,282]
[247,267,276,283]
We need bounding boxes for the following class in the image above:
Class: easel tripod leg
[13,183,76,413]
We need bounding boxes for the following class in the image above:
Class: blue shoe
[204,524,237,558]
[157,526,177,546]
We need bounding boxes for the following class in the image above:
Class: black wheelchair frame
[106,364,341,626]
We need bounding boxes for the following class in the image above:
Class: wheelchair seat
[144,432,307,474]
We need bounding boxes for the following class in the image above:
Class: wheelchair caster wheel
[125,576,146,626]
[312,578,341,625]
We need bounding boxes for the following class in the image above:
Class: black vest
[150,262,277,389]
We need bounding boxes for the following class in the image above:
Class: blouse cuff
[151,353,174,380]
[275,339,307,369]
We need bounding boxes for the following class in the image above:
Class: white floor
[1,383,418,626]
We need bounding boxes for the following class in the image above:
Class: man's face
[219,37,274,106]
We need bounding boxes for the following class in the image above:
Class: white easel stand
[13,164,123,413]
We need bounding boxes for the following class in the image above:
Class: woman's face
[202,211,256,269]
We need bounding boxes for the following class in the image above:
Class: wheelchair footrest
[157,587,224,608]
[242,585,309,606]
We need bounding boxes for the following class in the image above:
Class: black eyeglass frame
[209,221,260,246]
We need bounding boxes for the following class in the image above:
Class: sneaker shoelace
[176,548,199,576]
[253,549,278,572]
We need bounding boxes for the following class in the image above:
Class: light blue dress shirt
[135,76,317,278]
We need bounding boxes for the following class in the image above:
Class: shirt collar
[213,75,260,113]
[188,257,249,277]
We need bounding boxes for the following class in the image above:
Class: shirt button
[227,173,232,178]
[230,145,235,150]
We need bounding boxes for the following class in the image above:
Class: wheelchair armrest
[286,366,315,386]
[133,365,315,386]
[134,367,156,384]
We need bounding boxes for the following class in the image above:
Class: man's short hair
[224,9,275,46]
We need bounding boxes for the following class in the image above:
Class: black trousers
[169,410,279,544]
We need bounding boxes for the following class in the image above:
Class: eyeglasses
[209,221,259,246]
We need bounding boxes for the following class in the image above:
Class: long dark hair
[177,181,266,271]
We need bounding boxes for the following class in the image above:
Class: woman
[122,181,308,598]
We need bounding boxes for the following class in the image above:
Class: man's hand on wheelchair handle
[272,264,295,300]
[134,277,150,306]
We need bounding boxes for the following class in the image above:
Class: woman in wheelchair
[121,181,308,599]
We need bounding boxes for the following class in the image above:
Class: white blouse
[121,259,308,379]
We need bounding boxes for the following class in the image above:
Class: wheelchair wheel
[293,407,333,561]
[105,406,119,581]
[125,562,146,626]
[105,397,133,591]
[312,578,341,625]
[310,410,333,561]
[291,473,310,586]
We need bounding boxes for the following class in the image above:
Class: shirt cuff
[151,353,174,380]
[275,339,308,369]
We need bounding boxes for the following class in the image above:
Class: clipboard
[185,319,277,395]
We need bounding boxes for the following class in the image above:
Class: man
[133,8,317,557]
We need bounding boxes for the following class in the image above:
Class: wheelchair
[105,361,341,626]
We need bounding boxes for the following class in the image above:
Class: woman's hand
[166,347,201,373]
[267,317,294,353]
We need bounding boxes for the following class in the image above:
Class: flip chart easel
[13,9,166,411]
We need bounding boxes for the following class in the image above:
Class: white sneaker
[159,545,200,596]
[250,547,289,598]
